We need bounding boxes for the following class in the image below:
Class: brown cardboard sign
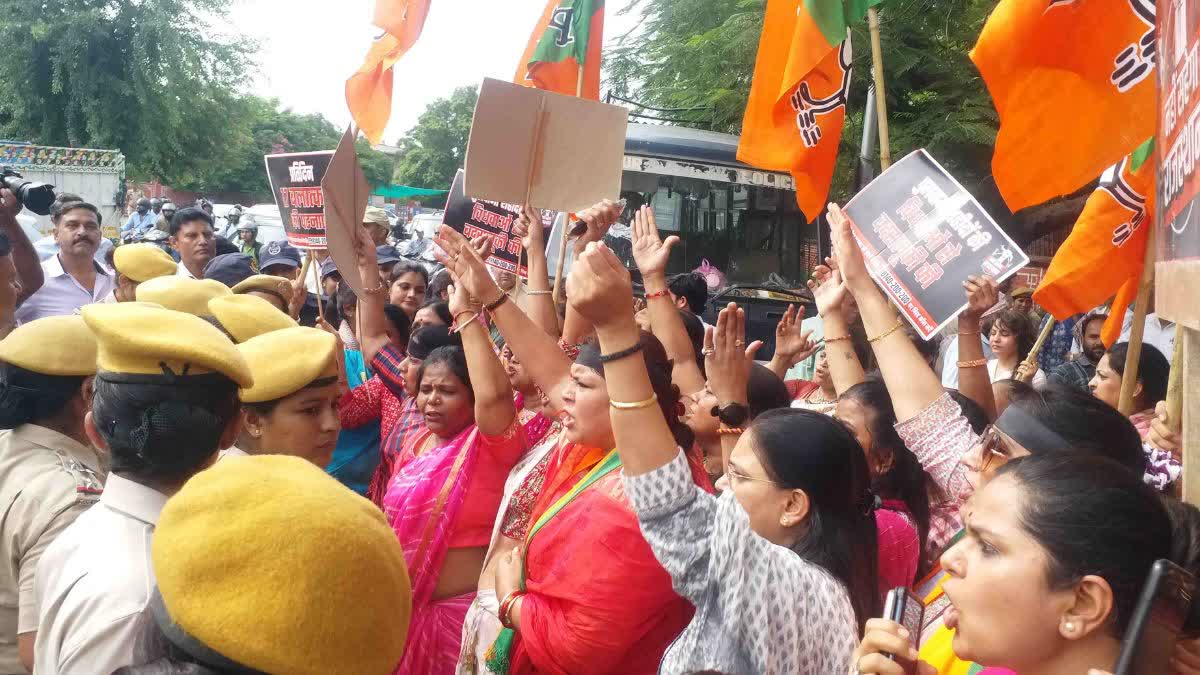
[463,77,628,214]
[321,126,370,298]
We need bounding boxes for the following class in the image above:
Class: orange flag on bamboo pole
[346,0,432,144]
[514,0,604,99]
[737,0,866,222]
[970,0,1156,213]
[1033,142,1155,346]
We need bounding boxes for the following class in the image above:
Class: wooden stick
[1118,225,1158,415]
[551,215,571,310]
[576,63,585,98]
[1167,323,1185,425]
[308,251,325,324]
[866,10,892,170]
[1016,317,1056,383]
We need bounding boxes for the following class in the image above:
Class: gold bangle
[717,427,745,435]
[957,358,988,368]
[825,334,852,343]
[958,330,981,336]
[610,393,659,411]
[362,281,387,296]
[526,289,553,296]
[867,318,904,344]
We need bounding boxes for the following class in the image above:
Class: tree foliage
[0,0,251,185]
[608,0,1007,216]
[392,85,479,191]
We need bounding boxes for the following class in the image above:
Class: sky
[228,0,640,145]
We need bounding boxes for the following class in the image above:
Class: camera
[0,167,56,216]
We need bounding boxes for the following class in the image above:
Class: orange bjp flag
[970,0,1156,213]
[737,0,864,222]
[346,0,432,144]
[514,0,604,99]
[1033,144,1155,346]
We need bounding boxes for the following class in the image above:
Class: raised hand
[434,225,503,305]
[446,267,479,320]
[703,302,763,406]
[773,303,817,365]
[827,203,872,292]
[631,205,679,279]
[571,199,622,253]
[566,241,634,330]
[512,205,545,251]
[962,275,999,321]
[807,257,849,319]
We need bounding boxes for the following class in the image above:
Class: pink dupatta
[384,424,482,674]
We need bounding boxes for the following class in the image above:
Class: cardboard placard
[265,151,334,249]
[463,77,628,214]
[321,127,371,297]
[844,149,1030,340]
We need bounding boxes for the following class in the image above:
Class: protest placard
[443,169,557,277]
[264,151,334,249]
[844,149,1030,340]
[463,77,627,214]
[322,127,370,297]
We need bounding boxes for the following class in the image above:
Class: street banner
[443,169,556,277]
[1155,0,1200,328]
[844,149,1030,340]
[264,151,334,249]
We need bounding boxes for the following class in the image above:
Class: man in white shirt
[1119,306,1176,359]
[13,201,113,324]
[168,206,216,280]
[33,303,249,675]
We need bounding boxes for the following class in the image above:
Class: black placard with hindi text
[265,151,334,249]
[844,149,1030,340]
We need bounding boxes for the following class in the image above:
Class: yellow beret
[0,316,98,376]
[231,274,291,302]
[81,304,253,388]
[112,244,177,282]
[135,276,231,317]
[208,295,298,344]
[153,455,411,675]
[236,327,337,403]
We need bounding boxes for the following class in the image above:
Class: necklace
[806,390,836,404]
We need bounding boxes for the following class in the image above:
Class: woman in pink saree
[355,242,526,674]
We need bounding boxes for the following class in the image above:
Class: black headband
[994,403,1070,454]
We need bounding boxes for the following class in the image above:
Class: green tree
[608,0,1015,223]
[0,0,252,185]
[392,85,479,191]
[197,96,395,198]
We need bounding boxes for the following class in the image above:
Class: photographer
[0,188,44,314]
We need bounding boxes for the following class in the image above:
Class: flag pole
[866,8,892,169]
[1118,225,1158,415]
[1016,318,1056,383]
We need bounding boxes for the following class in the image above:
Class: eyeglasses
[726,466,779,486]
[977,425,1013,472]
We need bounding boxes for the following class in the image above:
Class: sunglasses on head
[977,425,1014,472]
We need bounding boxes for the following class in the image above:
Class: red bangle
[498,590,526,629]
[645,288,670,300]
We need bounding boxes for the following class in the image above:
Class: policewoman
[114,455,411,674]
[33,303,250,675]
[0,316,103,673]
[107,243,178,303]
[235,326,343,468]
[207,294,297,344]
[134,276,231,317]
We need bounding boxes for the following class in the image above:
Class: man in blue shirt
[121,199,156,238]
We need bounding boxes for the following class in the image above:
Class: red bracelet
[645,288,670,300]
[498,590,526,629]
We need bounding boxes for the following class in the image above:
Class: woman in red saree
[436,205,710,675]
[355,243,528,674]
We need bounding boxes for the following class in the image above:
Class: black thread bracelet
[599,341,644,364]
[484,293,509,313]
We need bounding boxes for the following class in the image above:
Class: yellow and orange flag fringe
[346,0,432,144]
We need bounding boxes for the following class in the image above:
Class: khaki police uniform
[0,427,102,675]
[33,303,252,675]
[0,316,101,675]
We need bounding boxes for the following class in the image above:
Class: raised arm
[704,302,762,474]
[513,205,559,338]
[631,205,706,395]
[808,259,865,396]
[766,304,818,379]
[828,203,944,422]
[436,224,574,407]
[354,230,391,367]
[560,200,623,346]
[449,275,517,435]
[568,240,679,476]
[0,189,43,304]
[958,275,999,420]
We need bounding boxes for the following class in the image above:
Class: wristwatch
[712,402,750,428]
